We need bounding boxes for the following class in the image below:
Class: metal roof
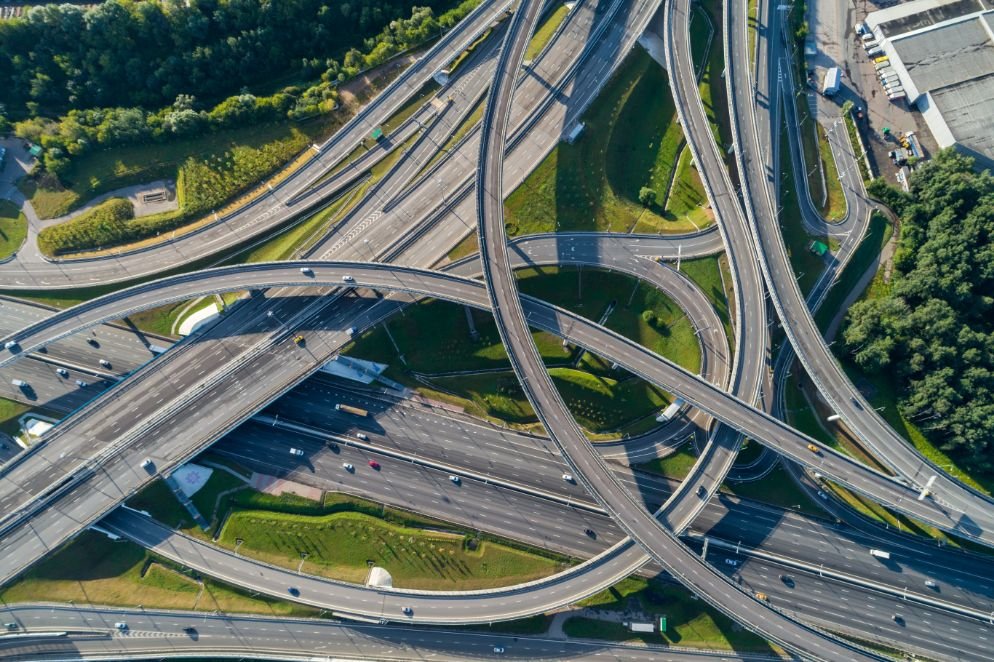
[891,18,994,93]
[928,73,994,161]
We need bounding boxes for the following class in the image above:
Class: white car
[493,646,505,654]
[56,367,68,378]
[346,327,357,337]
[343,462,354,472]
[289,448,304,456]
[562,473,574,483]
[724,558,740,567]
[356,432,368,441]
[342,274,355,283]
[449,475,461,484]
[300,266,314,276]
[115,622,128,630]
[99,358,111,368]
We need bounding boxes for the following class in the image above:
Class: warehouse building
[865,0,994,168]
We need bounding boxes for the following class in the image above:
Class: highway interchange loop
[0,0,991,658]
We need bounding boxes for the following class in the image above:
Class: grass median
[504,47,711,236]
[0,200,27,260]
[567,576,774,652]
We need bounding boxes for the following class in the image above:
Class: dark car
[584,528,596,539]
[780,574,795,588]
[288,587,300,597]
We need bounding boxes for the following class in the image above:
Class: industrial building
[865,0,994,168]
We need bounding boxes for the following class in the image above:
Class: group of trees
[0,0,459,113]
[843,150,994,470]
[3,0,478,177]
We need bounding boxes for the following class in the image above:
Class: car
[290,448,304,456]
[99,359,111,368]
[368,460,380,470]
[925,579,938,589]
[780,574,795,588]
[346,326,357,337]
[817,490,828,500]
[755,592,768,601]
[584,528,596,538]
[115,622,128,630]
[5,622,18,630]
[851,397,864,409]
[3,341,18,351]
[141,458,155,474]
[56,367,68,378]
[493,646,505,654]
[293,335,305,346]
[724,558,740,567]
[402,606,413,615]
[562,473,574,483]
[449,475,461,484]
[806,443,820,453]
[356,432,368,441]
[183,626,198,638]
[696,485,707,498]
[343,462,354,472]
[288,587,300,597]
[86,338,99,347]
[75,379,88,388]
[10,378,27,388]
[342,274,355,283]
[300,267,314,276]
[892,614,905,625]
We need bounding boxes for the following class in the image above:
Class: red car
[368,460,381,470]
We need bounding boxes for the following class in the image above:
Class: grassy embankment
[564,576,774,652]
[504,47,711,236]
[345,266,703,436]
[0,200,27,260]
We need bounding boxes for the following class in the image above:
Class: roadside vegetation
[0,200,27,259]
[693,0,734,161]
[504,47,711,236]
[345,266,702,435]
[0,397,31,439]
[0,530,318,617]
[525,3,570,61]
[638,445,699,481]
[9,0,481,253]
[567,576,773,652]
[842,151,994,488]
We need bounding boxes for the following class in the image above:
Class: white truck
[822,67,841,96]
[870,549,891,560]
[627,622,655,633]
[656,399,685,423]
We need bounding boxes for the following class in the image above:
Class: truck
[870,549,891,560]
[335,403,369,417]
[822,66,841,96]
[627,622,655,633]
[655,399,685,423]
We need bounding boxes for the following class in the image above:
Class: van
[870,549,891,560]
[10,379,26,388]
[867,47,884,57]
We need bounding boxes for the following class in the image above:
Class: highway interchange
[0,0,992,659]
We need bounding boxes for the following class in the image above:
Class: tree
[638,187,657,207]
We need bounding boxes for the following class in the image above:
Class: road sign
[660,615,667,632]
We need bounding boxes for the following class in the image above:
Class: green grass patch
[0,200,28,260]
[0,397,31,439]
[24,117,337,221]
[678,255,733,351]
[446,232,478,261]
[664,146,710,230]
[815,122,846,221]
[125,299,201,338]
[37,198,134,256]
[747,0,759,68]
[694,0,734,160]
[505,47,708,236]
[722,463,824,517]
[843,112,871,182]
[814,212,892,332]
[217,508,567,590]
[0,530,318,617]
[638,445,699,481]
[572,576,773,652]
[526,4,570,61]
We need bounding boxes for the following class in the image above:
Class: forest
[844,150,994,471]
[0,0,459,114]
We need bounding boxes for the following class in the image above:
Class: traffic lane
[0,263,962,540]
[718,552,994,662]
[0,357,112,414]
[224,410,994,620]
[0,294,285,511]
[0,605,766,662]
[0,296,386,584]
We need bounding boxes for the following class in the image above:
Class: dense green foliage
[8,0,478,176]
[0,0,457,114]
[37,198,134,255]
[844,151,994,468]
